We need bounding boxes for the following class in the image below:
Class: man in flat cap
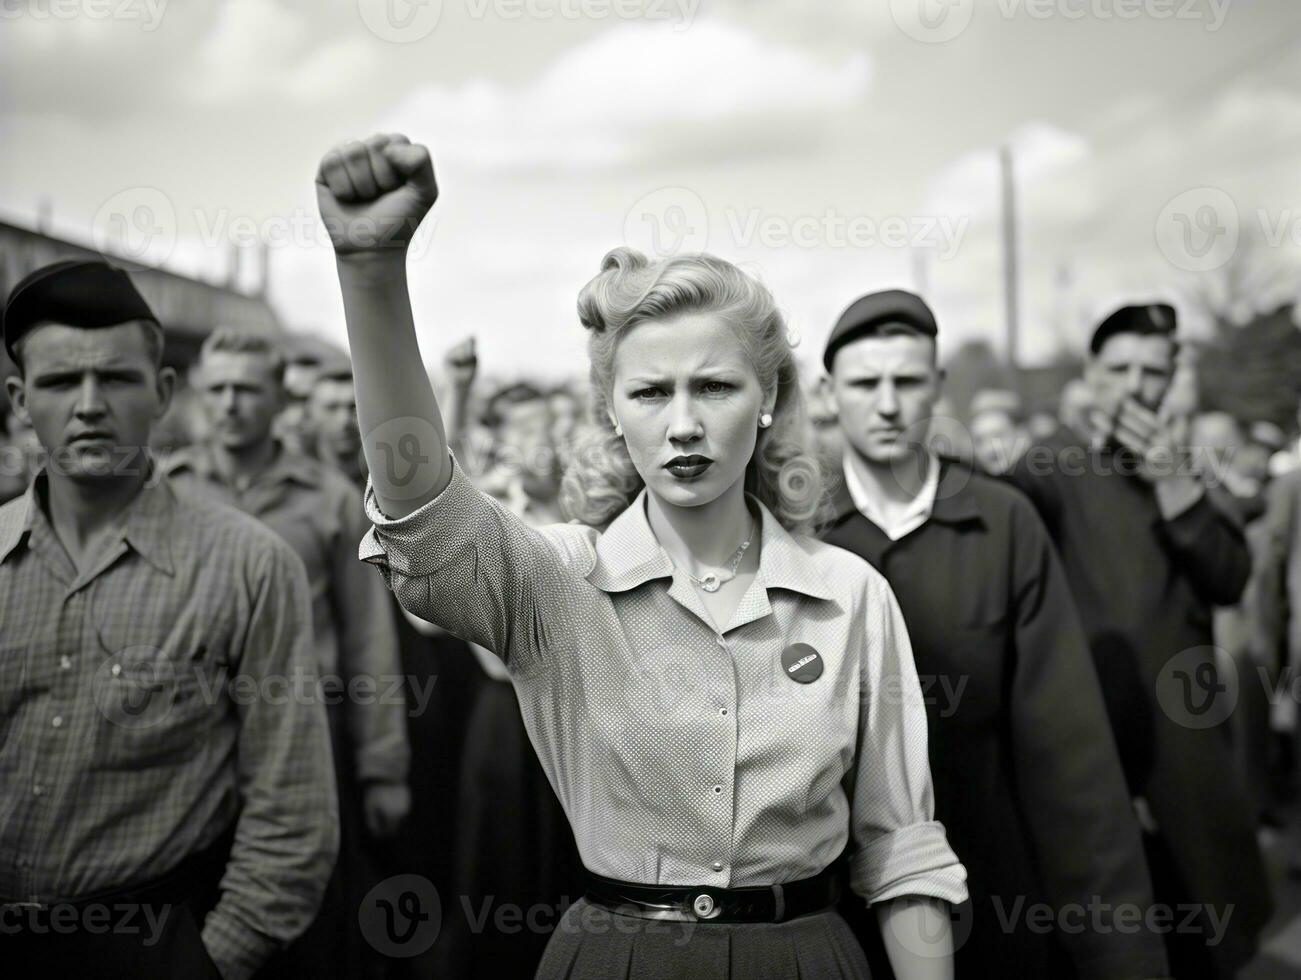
[166,326,411,977]
[1008,302,1272,977]
[820,289,1167,979]
[0,260,338,979]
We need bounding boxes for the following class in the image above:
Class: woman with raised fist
[316,134,967,980]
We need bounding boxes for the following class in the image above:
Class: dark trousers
[3,826,232,980]
[5,899,222,980]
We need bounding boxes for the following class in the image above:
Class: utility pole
[999,144,1019,369]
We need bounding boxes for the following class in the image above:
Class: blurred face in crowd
[608,312,774,511]
[1059,379,1093,435]
[5,321,174,483]
[829,329,941,467]
[1086,334,1175,417]
[495,394,558,501]
[309,376,361,459]
[971,409,1027,475]
[194,350,284,453]
[548,390,580,449]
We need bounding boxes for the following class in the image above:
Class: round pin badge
[781,643,823,684]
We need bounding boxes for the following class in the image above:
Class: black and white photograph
[2,1,1301,977]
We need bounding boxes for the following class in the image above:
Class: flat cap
[3,259,158,363]
[823,289,937,372]
[1089,303,1176,355]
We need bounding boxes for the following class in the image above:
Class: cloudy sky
[3,0,1300,380]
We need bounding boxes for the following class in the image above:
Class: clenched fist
[315,134,438,255]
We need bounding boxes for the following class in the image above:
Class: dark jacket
[823,458,1166,979]
[1007,429,1272,972]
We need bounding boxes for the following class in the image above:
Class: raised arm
[316,134,448,518]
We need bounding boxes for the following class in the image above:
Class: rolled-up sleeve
[359,453,580,673]
[848,573,968,907]
[203,539,339,980]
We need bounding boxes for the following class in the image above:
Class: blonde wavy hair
[560,247,824,533]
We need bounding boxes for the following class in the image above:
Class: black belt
[584,862,842,924]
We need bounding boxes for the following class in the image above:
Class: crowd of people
[1,131,1300,979]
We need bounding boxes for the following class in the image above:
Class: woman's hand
[317,132,451,516]
[316,134,438,256]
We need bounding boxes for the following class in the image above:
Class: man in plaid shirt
[0,260,338,979]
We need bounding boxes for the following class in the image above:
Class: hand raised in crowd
[1111,397,1188,483]
[445,336,478,392]
[364,781,412,839]
[316,134,438,256]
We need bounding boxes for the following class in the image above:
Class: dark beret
[823,289,937,372]
[1089,303,1176,355]
[3,259,159,363]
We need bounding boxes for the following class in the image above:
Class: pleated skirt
[536,897,872,980]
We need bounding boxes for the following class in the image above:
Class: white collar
[842,449,940,542]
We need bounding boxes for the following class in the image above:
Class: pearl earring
[759,412,773,429]
[614,422,623,437]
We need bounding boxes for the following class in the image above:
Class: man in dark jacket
[820,290,1167,979]
[1008,302,1272,978]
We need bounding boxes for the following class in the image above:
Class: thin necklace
[679,518,756,594]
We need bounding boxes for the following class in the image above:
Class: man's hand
[363,781,411,838]
[445,337,478,392]
[316,134,438,255]
[1111,398,1189,483]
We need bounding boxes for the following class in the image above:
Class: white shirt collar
[842,449,940,541]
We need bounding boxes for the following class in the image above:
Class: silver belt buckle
[691,892,720,920]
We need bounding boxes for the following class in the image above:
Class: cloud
[190,0,309,102]
[373,20,871,172]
